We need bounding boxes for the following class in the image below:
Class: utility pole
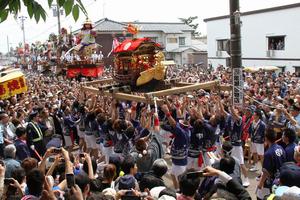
[19,16,27,48]
[19,16,27,64]
[52,1,63,35]
[229,0,243,106]
[7,36,9,54]
[57,2,61,35]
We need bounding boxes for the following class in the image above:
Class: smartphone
[4,178,14,185]
[66,173,75,188]
[52,148,62,154]
[79,153,85,158]
[186,171,204,178]
[125,190,134,196]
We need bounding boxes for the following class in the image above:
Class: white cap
[159,195,176,200]
[47,93,53,98]
[150,186,166,199]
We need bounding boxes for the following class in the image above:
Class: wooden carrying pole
[146,80,219,97]
[82,80,231,104]
[82,86,145,102]
[83,78,114,86]
[81,86,164,104]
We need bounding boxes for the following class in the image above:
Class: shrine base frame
[81,79,232,105]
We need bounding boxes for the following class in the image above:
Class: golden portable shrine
[113,37,166,87]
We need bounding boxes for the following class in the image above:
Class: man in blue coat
[282,128,297,162]
[257,129,286,200]
[14,126,31,161]
[249,109,266,172]
[161,104,190,190]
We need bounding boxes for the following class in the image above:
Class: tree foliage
[179,16,200,36]
[0,0,88,23]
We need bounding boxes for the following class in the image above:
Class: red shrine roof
[113,37,161,53]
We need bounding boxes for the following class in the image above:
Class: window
[149,37,158,42]
[167,38,178,43]
[277,66,285,73]
[294,66,300,77]
[116,33,132,42]
[268,36,285,50]
[179,37,185,46]
[217,39,229,51]
[294,66,300,73]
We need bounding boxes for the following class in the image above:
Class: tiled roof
[169,46,203,53]
[94,18,126,32]
[133,22,194,33]
[93,18,194,33]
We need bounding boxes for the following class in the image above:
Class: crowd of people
[0,66,300,200]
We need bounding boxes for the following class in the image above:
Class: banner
[0,73,27,99]
[67,66,104,78]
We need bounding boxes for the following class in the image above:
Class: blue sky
[0,0,299,53]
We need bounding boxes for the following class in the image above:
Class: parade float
[113,37,166,87]
[62,19,104,78]
[82,23,231,104]
[0,68,27,100]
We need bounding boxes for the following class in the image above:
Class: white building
[204,3,300,73]
[91,18,207,66]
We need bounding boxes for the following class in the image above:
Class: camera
[66,173,75,188]
[52,148,62,154]
[4,178,14,185]
[79,153,85,158]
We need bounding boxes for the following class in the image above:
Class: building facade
[91,18,207,67]
[204,3,300,73]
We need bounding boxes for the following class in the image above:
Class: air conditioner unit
[266,50,275,57]
[216,51,222,57]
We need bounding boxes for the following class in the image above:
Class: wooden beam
[146,80,219,97]
[175,82,194,87]
[104,91,148,103]
[81,86,99,94]
[83,78,114,86]
[81,86,165,104]
[82,82,231,104]
[220,84,232,91]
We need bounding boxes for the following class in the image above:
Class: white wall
[206,6,300,72]
[137,31,193,52]
[137,31,164,45]
[165,34,180,51]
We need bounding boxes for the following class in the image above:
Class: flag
[107,37,120,57]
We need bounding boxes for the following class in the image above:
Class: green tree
[0,0,88,23]
[179,16,200,36]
